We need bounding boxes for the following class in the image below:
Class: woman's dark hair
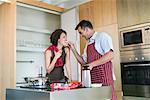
[75,20,93,30]
[50,29,67,46]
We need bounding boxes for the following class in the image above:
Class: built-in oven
[120,49,150,98]
[119,23,150,51]
[121,62,150,97]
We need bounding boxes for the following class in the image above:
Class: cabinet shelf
[16,25,51,35]
[16,46,46,52]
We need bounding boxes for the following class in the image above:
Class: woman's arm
[65,47,72,81]
[44,50,62,73]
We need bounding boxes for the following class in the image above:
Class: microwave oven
[119,23,150,51]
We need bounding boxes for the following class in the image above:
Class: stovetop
[20,85,49,90]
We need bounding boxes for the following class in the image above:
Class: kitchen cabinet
[79,0,117,54]
[0,1,16,100]
[79,0,122,100]
[16,24,51,52]
[79,1,94,54]
[0,0,64,100]
[79,0,117,29]
[79,1,94,25]
[93,0,117,28]
[117,0,150,28]
[16,3,61,83]
[16,4,80,83]
[16,4,61,53]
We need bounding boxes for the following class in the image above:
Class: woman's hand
[46,68,51,74]
[54,50,62,59]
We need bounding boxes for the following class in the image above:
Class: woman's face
[58,32,68,46]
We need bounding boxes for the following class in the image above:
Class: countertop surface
[6,86,112,100]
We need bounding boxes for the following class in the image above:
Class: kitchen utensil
[24,76,48,86]
[82,65,91,87]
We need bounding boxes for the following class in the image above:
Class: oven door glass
[121,62,150,97]
[121,63,150,85]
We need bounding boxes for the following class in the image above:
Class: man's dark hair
[50,29,67,46]
[75,20,93,30]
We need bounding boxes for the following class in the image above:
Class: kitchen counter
[6,86,111,100]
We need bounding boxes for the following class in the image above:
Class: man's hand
[85,63,94,70]
[68,41,76,51]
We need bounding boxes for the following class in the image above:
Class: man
[69,20,117,100]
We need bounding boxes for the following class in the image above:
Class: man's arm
[87,50,114,70]
[68,42,86,65]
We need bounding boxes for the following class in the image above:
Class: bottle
[82,65,91,87]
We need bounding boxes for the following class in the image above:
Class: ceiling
[0,0,11,5]
[38,0,91,9]
[0,0,91,9]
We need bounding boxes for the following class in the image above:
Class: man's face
[77,27,89,40]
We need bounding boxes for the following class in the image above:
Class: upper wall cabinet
[117,0,150,28]
[79,1,94,54]
[79,1,94,25]
[16,4,61,52]
[79,0,117,29]
[93,0,117,28]
[79,0,117,54]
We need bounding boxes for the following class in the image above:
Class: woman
[45,29,71,83]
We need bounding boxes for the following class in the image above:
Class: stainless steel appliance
[119,23,150,51]
[120,49,150,98]
[82,66,91,87]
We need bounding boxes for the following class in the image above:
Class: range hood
[0,0,11,5]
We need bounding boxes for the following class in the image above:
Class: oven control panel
[121,56,149,62]
[120,49,150,63]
